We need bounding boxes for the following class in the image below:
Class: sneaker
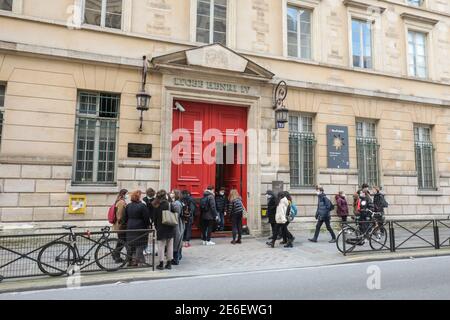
[156,262,164,270]
[231,240,236,245]
[236,239,241,244]
[206,241,216,246]
[202,241,207,245]
[329,239,336,243]
[308,238,317,243]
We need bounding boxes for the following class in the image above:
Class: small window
[356,121,380,187]
[0,84,5,145]
[289,115,315,187]
[414,126,436,190]
[407,0,423,6]
[408,30,427,78]
[196,0,227,45]
[74,92,120,185]
[352,19,373,69]
[287,6,312,60]
[0,0,12,11]
[84,0,122,29]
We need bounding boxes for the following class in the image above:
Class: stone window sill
[67,185,119,194]
[417,189,443,196]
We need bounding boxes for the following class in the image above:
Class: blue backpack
[290,202,298,218]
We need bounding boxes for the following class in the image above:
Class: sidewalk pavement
[1,228,450,295]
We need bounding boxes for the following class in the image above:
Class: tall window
[352,19,372,69]
[408,0,423,6]
[414,126,436,190]
[74,92,120,184]
[196,0,227,45]
[356,121,379,187]
[287,6,312,60]
[0,0,12,11]
[408,31,427,78]
[0,84,5,145]
[84,0,122,29]
[289,115,315,187]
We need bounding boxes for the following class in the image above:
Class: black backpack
[200,196,210,213]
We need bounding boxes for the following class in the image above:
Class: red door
[171,100,248,237]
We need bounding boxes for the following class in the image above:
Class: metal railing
[0,227,156,281]
[338,219,450,256]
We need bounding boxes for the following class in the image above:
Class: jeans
[183,218,193,242]
[200,219,215,242]
[158,238,174,263]
[218,211,225,231]
[282,221,294,242]
[231,213,243,241]
[313,217,336,240]
[113,231,127,261]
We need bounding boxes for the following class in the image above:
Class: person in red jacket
[335,191,349,222]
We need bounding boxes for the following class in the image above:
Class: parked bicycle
[336,209,388,253]
[37,225,129,276]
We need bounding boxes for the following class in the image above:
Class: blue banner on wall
[327,125,349,169]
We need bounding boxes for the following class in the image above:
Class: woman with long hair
[152,190,176,270]
[170,189,185,265]
[122,190,151,267]
[112,189,128,263]
[228,189,244,244]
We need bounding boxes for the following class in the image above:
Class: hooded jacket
[275,197,289,224]
[200,190,218,221]
[266,191,277,224]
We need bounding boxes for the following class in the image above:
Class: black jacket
[266,192,277,224]
[153,200,176,240]
[228,198,244,216]
[215,194,228,213]
[143,196,155,225]
[200,190,218,221]
[182,195,197,219]
[122,202,151,246]
[316,193,332,220]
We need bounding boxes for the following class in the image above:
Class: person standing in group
[170,190,185,266]
[228,189,244,244]
[265,190,278,243]
[143,188,156,228]
[267,191,294,248]
[335,191,349,222]
[309,187,336,243]
[215,187,228,232]
[373,186,388,214]
[152,190,176,270]
[121,190,151,267]
[200,185,219,246]
[181,190,196,248]
[353,183,371,214]
[111,189,128,263]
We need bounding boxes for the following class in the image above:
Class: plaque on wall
[327,125,349,169]
[128,143,152,158]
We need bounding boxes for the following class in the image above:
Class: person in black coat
[143,188,156,228]
[152,189,176,270]
[200,185,219,245]
[215,187,228,231]
[182,190,196,248]
[309,187,336,243]
[266,190,278,241]
[122,190,151,267]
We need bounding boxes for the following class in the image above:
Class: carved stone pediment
[151,43,274,81]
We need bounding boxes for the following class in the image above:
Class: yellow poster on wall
[68,195,87,214]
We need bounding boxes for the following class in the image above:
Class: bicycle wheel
[37,241,76,276]
[369,226,388,250]
[336,227,358,254]
[95,238,129,271]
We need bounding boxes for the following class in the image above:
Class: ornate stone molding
[400,12,439,26]
[343,0,386,13]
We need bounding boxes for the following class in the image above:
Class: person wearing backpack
[181,190,196,248]
[267,191,294,248]
[265,190,279,242]
[200,185,219,246]
[281,192,295,247]
[215,187,228,232]
[309,187,336,243]
[373,186,388,214]
[110,189,128,263]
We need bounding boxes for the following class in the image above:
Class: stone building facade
[0,0,449,234]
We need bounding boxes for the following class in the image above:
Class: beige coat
[112,199,127,231]
[275,197,289,224]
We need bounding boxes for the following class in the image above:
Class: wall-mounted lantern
[273,80,289,129]
[136,55,151,132]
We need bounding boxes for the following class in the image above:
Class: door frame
[160,75,263,235]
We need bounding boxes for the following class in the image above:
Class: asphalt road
[1,255,450,300]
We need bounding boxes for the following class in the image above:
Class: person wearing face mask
[111,189,128,263]
[215,187,228,232]
[170,190,185,265]
[335,191,349,222]
[353,183,371,215]
[309,187,336,243]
